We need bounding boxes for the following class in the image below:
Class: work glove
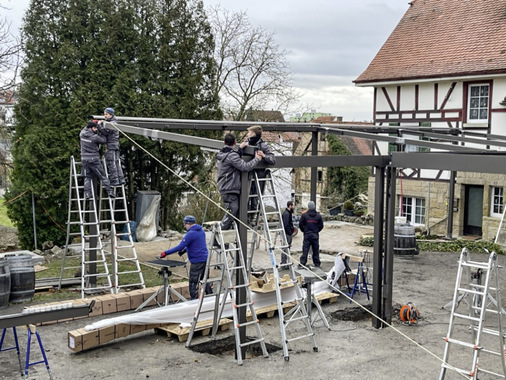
[178,249,187,257]
[160,252,167,259]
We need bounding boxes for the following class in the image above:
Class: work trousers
[105,149,124,185]
[220,193,239,230]
[300,234,321,267]
[82,158,111,194]
[189,262,212,300]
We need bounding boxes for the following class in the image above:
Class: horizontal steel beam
[271,155,390,168]
[116,124,224,150]
[392,152,506,174]
[0,303,91,329]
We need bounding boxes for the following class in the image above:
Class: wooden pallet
[155,318,233,342]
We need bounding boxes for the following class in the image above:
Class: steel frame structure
[93,115,506,328]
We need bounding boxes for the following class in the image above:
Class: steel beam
[392,152,506,174]
[0,304,91,329]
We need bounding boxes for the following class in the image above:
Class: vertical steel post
[383,166,396,325]
[310,131,318,203]
[237,170,249,359]
[447,171,456,239]
[372,167,385,329]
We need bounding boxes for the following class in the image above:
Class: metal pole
[31,192,38,250]
[237,170,249,359]
[447,171,456,239]
[310,131,318,203]
[427,182,431,236]
[383,166,396,326]
[372,166,385,329]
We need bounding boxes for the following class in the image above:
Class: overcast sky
[2,0,410,121]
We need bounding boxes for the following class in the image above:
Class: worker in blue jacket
[160,215,212,299]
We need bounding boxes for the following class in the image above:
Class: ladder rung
[457,287,485,296]
[439,363,471,377]
[231,283,250,290]
[117,270,141,275]
[452,312,481,322]
[239,337,264,347]
[461,261,490,270]
[236,320,259,328]
[83,273,110,279]
[445,337,480,349]
[286,332,315,343]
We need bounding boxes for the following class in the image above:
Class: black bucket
[394,224,419,255]
[7,254,35,303]
[0,259,10,308]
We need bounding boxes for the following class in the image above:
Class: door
[464,185,483,236]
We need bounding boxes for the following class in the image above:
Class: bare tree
[209,6,302,121]
[0,17,21,93]
[0,13,21,190]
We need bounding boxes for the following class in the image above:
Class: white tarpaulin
[85,283,332,331]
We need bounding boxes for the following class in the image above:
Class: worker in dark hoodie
[298,200,324,268]
[160,215,212,300]
[217,133,265,230]
[98,107,125,186]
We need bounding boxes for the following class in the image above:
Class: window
[467,84,489,123]
[399,196,426,225]
[317,170,323,182]
[491,186,503,218]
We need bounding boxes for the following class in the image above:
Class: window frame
[491,186,504,218]
[398,196,426,226]
[466,83,490,124]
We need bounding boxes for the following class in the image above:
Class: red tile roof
[355,0,506,84]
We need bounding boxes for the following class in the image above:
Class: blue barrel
[7,254,35,303]
[0,259,10,308]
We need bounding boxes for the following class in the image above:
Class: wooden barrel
[394,224,419,255]
[0,259,10,308]
[7,254,35,303]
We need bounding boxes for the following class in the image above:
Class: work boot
[107,190,115,198]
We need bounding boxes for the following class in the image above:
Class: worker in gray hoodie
[217,133,265,230]
[79,121,115,198]
[98,107,125,186]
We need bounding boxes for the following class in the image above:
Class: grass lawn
[0,196,14,227]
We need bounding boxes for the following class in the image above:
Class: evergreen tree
[7,0,221,248]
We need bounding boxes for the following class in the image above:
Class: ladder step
[461,261,490,270]
[83,273,110,279]
[239,337,264,348]
[457,287,485,296]
[445,337,480,350]
[230,283,250,290]
[286,332,315,343]
[236,320,260,328]
[452,312,481,322]
[118,270,142,275]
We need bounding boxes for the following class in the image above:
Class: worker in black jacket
[79,121,115,199]
[281,200,295,267]
[299,201,324,268]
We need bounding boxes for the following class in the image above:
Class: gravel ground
[1,223,505,379]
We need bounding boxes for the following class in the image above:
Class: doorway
[464,185,483,236]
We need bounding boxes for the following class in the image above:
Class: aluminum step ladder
[250,171,318,361]
[439,248,506,379]
[97,160,145,293]
[59,156,113,298]
[185,222,268,365]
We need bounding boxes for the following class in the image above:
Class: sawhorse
[295,267,331,330]
[1,325,53,379]
[341,260,370,303]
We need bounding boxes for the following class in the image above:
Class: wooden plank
[155,318,233,342]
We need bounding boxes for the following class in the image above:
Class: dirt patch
[189,335,282,357]
[0,225,19,253]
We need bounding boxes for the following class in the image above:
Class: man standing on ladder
[98,107,125,187]
[159,215,212,300]
[239,125,276,226]
[79,121,115,199]
[281,200,295,269]
[299,201,324,268]
[217,133,265,230]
